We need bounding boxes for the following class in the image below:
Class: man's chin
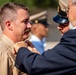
[23,34,30,40]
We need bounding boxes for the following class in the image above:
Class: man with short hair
[0,2,31,75]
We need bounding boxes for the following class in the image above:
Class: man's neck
[3,31,17,43]
[69,22,76,30]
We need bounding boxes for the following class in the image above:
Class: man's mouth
[24,28,31,34]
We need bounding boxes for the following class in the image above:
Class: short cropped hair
[0,2,29,30]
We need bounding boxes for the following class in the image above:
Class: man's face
[37,24,49,37]
[68,1,76,26]
[57,23,69,34]
[68,5,75,23]
[12,9,31,41]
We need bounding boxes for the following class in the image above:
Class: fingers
[13,40,40,55]
[28,46,40,54]
[32,48,40,54]
[13,41,28,54]
[25,40,34,48]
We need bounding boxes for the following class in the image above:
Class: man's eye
[23,20,29,24]
[24,21,28,24]
[22,19,29,24]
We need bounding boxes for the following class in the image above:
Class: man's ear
[6,21,13,31]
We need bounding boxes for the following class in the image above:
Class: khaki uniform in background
[0,34,27,75]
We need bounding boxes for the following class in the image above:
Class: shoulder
[62,29,76,38]
[0,50,10,60]
[0,39,9,51]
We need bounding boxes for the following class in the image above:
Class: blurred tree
[33,0,58,8]
[0,0,58,9]
[10,0,14,2]
[9,0,34,10]
[0,0,10,6]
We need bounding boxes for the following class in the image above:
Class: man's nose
[27,22,32,28]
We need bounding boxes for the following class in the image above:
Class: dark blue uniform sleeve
[15,44,76,75]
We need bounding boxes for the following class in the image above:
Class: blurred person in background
[30,18,49,54]
[53,6,69,35]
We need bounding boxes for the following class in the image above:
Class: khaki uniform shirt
[0,34,28,75]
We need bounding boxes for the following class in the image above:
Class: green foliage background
[0,0,58,9]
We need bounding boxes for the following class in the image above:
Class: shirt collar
[30,35,41,42]
[72,26,76,29]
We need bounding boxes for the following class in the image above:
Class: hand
[28,46,40,54]
[25,40,34,48]
[13,40,40,54]
[25,40,40,54]
[13,41,28,54]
